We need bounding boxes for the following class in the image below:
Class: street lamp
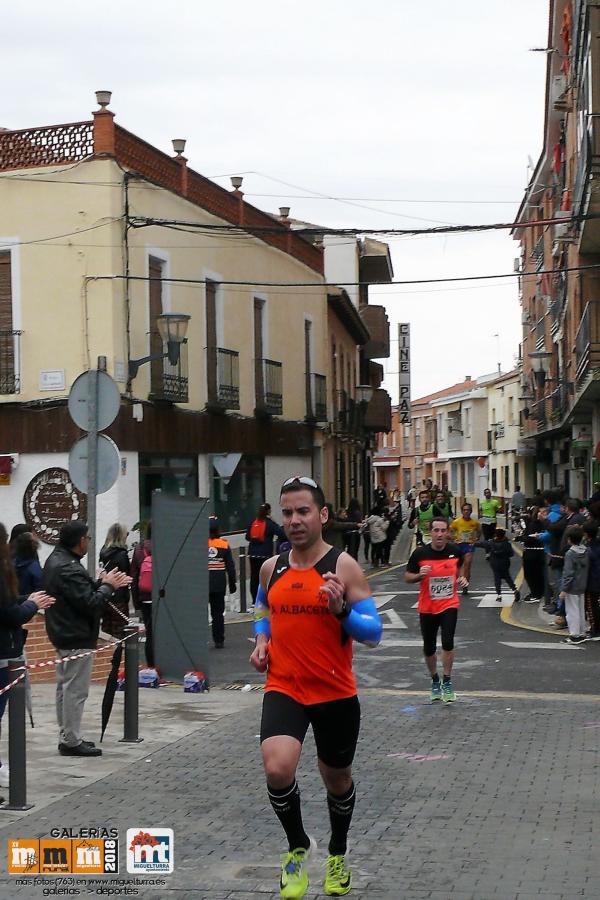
[355,384,374,405]
[129,313,191,379]
[528,351,553,391]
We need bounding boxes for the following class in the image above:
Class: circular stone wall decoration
[23,467,87,545]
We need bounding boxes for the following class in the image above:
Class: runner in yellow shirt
[450,503,481,594]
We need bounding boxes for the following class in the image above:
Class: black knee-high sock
[267,781,309,852]
[327,782,356,856]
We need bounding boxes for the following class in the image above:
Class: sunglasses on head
[281,475,319,490]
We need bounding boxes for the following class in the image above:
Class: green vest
[480,498,500,524]
[417,504,434,536]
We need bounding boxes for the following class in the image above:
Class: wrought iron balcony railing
[148,337,188,403]
[0,330,21,395]
[306,373,327,422]
[575,301,600,385]
[531,236,544,272]
[255,358,282,415]
[207,347,240,410]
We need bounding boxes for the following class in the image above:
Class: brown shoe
[554,616,567,627]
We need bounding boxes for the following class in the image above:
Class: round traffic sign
[68,371,121,432]
[68,434,120,495]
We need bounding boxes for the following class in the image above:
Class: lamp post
[128,313,190,380]
[355,384,374,512]
[355,384,374,405]
[528,351,553,391]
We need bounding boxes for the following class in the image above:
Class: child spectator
[477,528,520,604]
[583,522,600,639]
[559,526,589,644]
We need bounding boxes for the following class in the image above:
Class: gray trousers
[56,649,94,747]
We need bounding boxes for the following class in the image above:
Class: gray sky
[1,0,549,399]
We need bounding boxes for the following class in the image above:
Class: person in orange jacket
[208,517,236,649]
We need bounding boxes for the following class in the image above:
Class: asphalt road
[207,530,599,699]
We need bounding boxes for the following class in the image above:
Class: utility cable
[84,260,600,289]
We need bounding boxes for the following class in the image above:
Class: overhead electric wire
[1,218,124,248]
[84,260,600,290]
[128,211,597,238]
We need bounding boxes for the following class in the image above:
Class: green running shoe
[324,854,352,896]
[280,842,312,899]
[442,679,456,702]
[430,679,442,702]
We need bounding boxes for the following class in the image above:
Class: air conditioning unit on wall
[571,455,587,470]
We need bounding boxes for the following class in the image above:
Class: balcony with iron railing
[575,301,600,385]
[446,414,463,451]
[0,330,21,395]
[255,358,282,416]
[336,390,362,434]
[306,373,327,422]
[531,236,544,272]
[363,388,392,432]
[149,339,188,403]
[574,115,600,250]
[534,317,546,351]
[207,347,240,410]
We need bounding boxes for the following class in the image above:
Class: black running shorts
[260,691,361,769]
[419,607,458,656]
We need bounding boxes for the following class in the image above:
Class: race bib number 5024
[429,575,454,600]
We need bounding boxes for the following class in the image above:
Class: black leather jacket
[43,544,114,649]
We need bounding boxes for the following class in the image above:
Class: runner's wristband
[335,600,351,619]
[254,585,271,639]
[340,597,382,647]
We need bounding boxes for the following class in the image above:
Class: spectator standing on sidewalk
[246,504,286,607]
[208,517,236,649]
[544,498,586,621]
[131,522,154,666]
[381,502,403,566]
[345,498,363,561]
[511,485,527,512]
[559,526,589,644]
[13,531,43,595]
[99,523,131,638]
[43,521,131,757]
[0,522,55,785]
[520,507,545,603]
[322,504,356,553]
[583,522,600,639]
[407,485,418,510]
[363,507,388,567]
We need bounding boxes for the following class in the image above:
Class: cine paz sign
[398,323,411,425]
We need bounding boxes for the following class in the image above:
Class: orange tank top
[265,548,357,705]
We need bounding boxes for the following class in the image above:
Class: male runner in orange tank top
[250,476,382,898]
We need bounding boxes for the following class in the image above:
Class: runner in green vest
[480,488,502,542]
[433,491,453,522]
[408,491,434,545]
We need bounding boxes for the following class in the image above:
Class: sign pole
[68,359,120,576]
[86,367,98,577]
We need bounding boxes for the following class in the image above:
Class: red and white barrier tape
[0,630,138,697]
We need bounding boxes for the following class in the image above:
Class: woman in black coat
[99,523,131,637]
[0,523,54,784]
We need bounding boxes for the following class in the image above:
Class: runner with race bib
[405,517,467,703]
